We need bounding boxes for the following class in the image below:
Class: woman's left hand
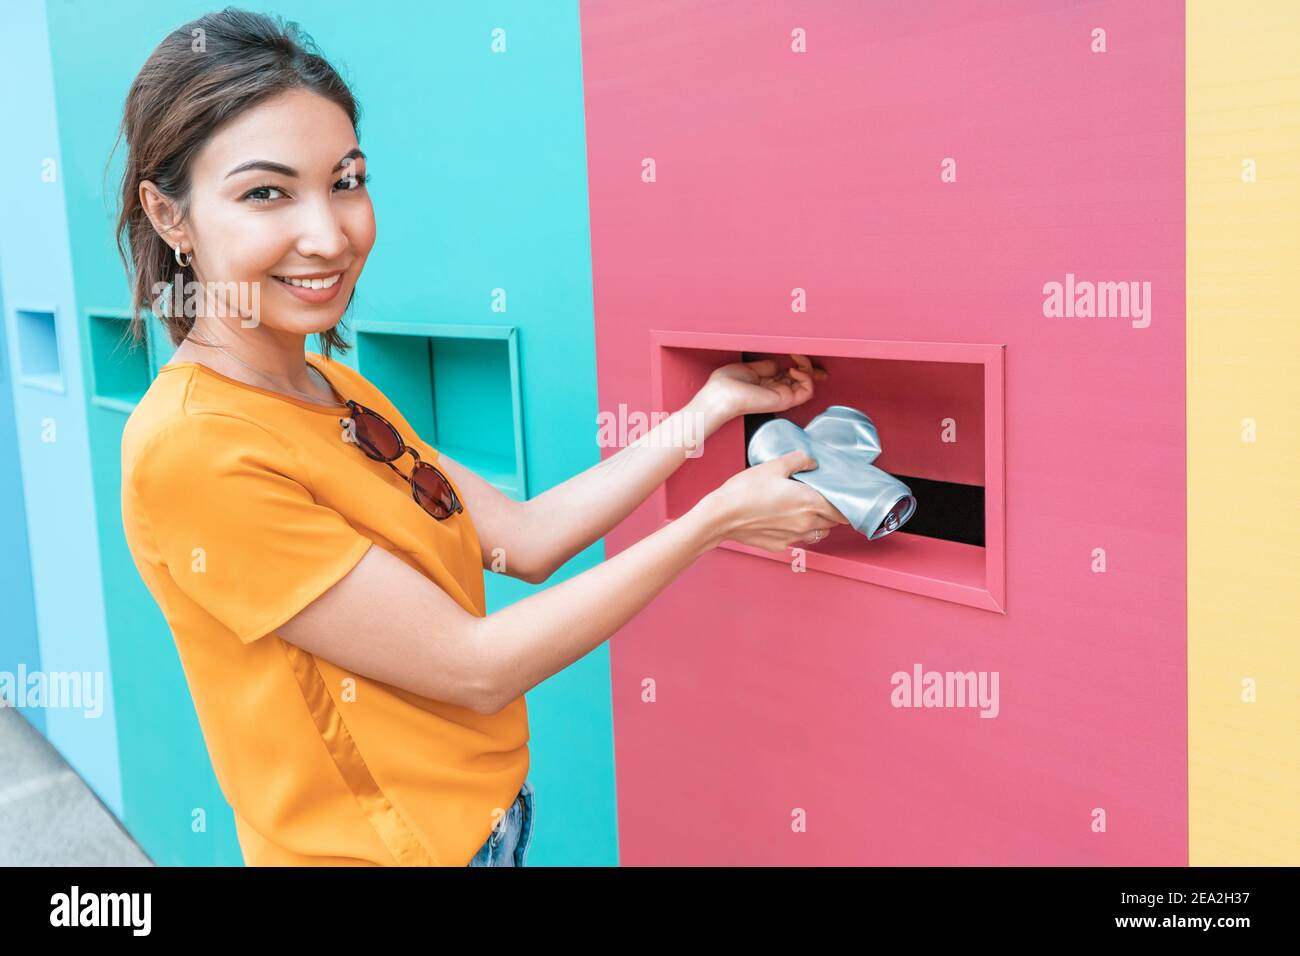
[696,353,829,422]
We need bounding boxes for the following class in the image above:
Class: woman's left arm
[438,354,827,585]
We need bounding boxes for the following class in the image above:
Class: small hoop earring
[174,244,192,268]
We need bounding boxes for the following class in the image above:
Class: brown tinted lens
[411,463,455,517]
[353,410,403,461]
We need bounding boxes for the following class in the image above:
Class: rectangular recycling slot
[651,331,1006,612]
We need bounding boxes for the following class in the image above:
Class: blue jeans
[467,780,534,866]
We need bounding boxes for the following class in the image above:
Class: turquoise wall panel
[26,0,610,864]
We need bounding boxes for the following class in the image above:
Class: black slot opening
[885,475,984,547]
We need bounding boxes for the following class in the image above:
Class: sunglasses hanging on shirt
[341,400,464,521]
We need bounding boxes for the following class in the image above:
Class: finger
[785,368,815,404]
[745,359,779,376]
[779,449,818,475]
[788,354,829,382]
[825,503,851,524]
[787,365,813,393]
[802,492,849,524]
[792,486,845,524]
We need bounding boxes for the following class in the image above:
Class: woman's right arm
[275,449,844,714]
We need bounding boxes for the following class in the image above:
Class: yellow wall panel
[1188,0,1300,865]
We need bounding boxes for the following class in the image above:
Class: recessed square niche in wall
[651,331,1006,613]
[88,310,150,412]
[16,307,64,394]
[144,310,176,378]
[353,321,526,499]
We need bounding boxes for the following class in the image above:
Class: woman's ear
[139,179,190,253]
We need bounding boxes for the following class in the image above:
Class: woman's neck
[170,323,334,403]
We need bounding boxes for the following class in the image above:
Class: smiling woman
[112,8,524,867]
[115,6,847,871]
[140,91,371,349]
[114,15,369,367]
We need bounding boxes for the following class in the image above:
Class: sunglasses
[339,399,464,520]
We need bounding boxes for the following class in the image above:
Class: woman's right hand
[698,450,851,553]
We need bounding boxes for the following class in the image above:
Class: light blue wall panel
[0,0,122,815]
[0,266,46,736]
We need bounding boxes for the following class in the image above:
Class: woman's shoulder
[122,383,298,500]
[308,351,383,399]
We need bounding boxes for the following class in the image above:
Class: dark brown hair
[113,6,360,357]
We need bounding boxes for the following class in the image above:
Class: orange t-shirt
[120,351,529,866]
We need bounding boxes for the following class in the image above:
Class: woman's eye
[243,184,285,204]
[241,174,368,204]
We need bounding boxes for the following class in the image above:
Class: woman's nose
[293,195,349,260]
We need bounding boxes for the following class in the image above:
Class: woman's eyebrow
[224,148,366,179]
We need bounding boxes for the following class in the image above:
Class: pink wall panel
[583,0,1185,863]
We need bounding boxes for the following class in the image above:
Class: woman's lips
[271,272,344,304]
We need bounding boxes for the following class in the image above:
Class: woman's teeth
[275,273,341,289]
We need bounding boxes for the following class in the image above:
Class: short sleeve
[131,412,373,644]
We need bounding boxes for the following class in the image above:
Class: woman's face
[173,87,375,338]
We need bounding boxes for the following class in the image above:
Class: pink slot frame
[650,330,1006,613]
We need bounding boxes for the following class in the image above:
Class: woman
[117,8,847,867]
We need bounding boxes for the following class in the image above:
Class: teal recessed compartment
[87,308,151,412]
[15,306,64,394]
[144,309,176,379]
[353,321,526,499]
